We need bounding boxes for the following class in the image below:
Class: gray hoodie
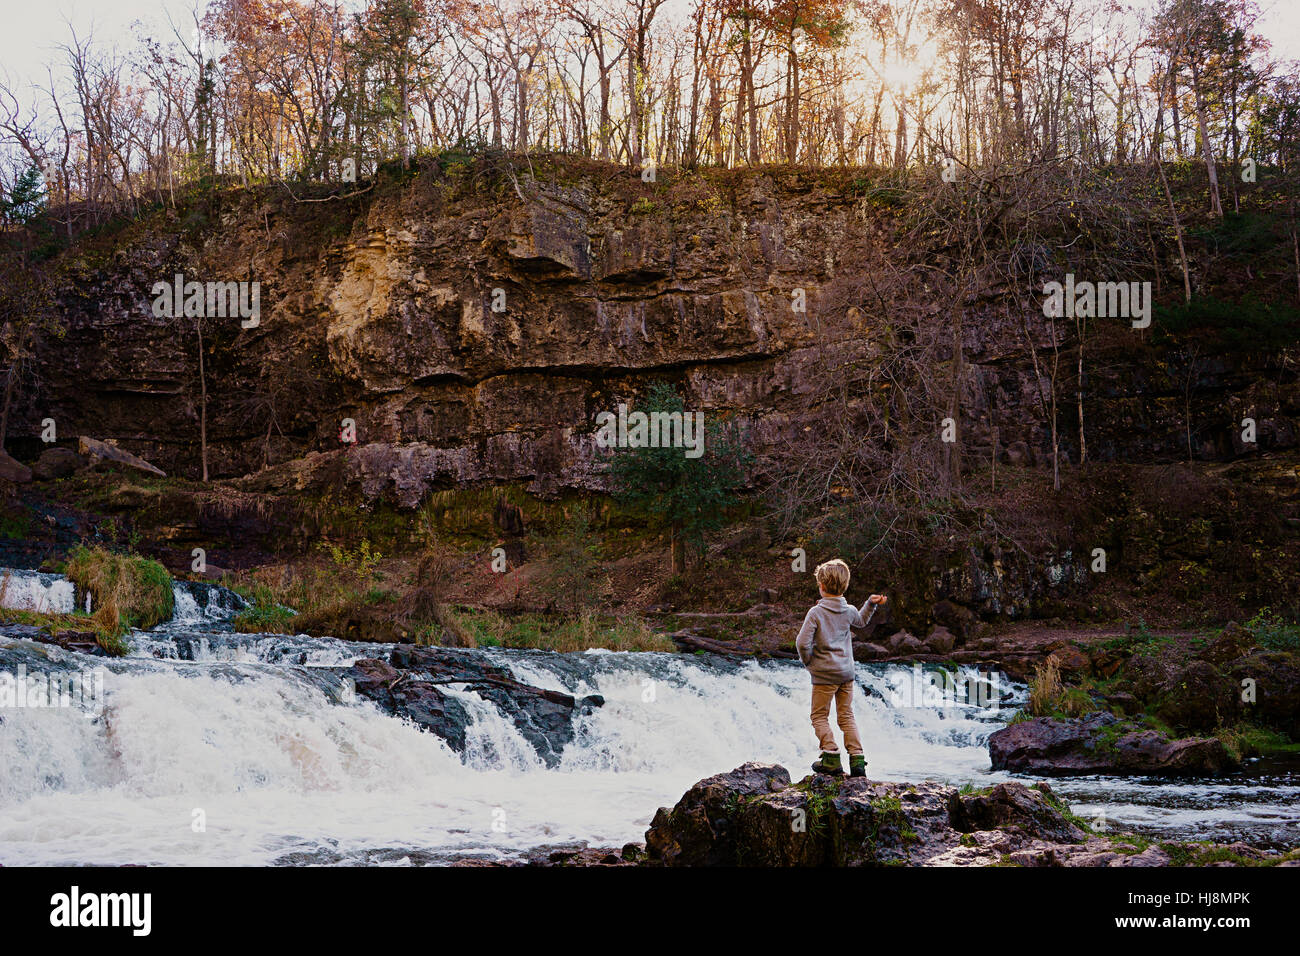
[795,595,872,684]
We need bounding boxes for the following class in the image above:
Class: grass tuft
[64,545,174,652]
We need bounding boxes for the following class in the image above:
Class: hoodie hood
[817,596,852,614]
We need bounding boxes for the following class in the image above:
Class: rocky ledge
[343,645,603,766]
[988,712,1238,777]
[635,763,1299,867]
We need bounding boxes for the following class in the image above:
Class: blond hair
[815,559,850,596]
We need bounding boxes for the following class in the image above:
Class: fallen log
[666,630,750,657]
[78,436,166,477]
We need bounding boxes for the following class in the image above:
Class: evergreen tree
[607,382,752,574]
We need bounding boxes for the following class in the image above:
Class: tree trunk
[0,322,26,452]
[197,321,209,482]
[670,522,686,575]
[1187,58,1222,217]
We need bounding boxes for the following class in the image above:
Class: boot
[849,755,867,778]
[811,751,844,775]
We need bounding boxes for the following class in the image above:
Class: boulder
[1043,640,1091,676]
[644,765,1094,867]
[644,762,792,866]
[1104,691,1141,715]
[1197,622,1253,668]
[932,599,980,643]
[988,713,1237,776]
[1152,659,1239,732]
[1230,651,1300,738]
[31,446,84,480]
[924,626,957,654]
[949,782,1088,844]
[77,436,166,477]
[888,630,925,655]
[1089,646,1129,678]
[0,449,32,483]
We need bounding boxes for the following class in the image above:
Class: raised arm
[854,594,887,626]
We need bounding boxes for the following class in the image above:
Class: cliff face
[21,159,1300,507]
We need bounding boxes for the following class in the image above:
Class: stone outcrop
[9,159,1297,625]
[640,762,1228,867]
[20,162,1299,495]
[988,712,1238,776]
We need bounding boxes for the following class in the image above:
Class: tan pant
[810,682,863,755]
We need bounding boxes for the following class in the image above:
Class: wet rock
[347,646,604,767]
[643,764,1091,867]
[343,657,472,753]
[988,713,1238,776]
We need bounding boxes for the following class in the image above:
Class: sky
[0,0,1298,100]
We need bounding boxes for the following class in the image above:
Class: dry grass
[1027,655,1095,718]
[446,606,676,653]
[63,545,173,653]
[1028,657,1063,717]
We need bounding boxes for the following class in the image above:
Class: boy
[795,558,886,777]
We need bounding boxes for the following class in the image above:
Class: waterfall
[0,569,76,614]
[2,561,1297,865]
[0,626,1020,866]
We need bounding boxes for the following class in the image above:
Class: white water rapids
[0,628,1018,865]
[1,569,1298,864]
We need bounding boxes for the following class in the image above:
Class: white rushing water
[1,591,1298,865]
[0,627,1022,866]
[0,569,76,614]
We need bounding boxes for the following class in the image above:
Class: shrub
[536,507,608,613]
[232,584,298,634]
[1244,607,1300,651]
